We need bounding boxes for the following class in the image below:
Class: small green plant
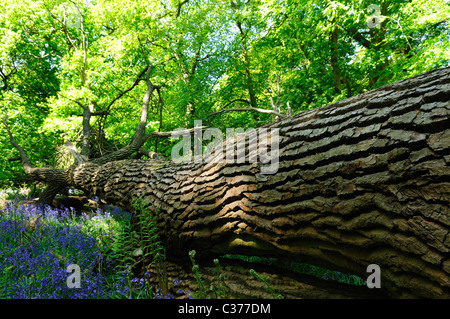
[109,198,171,298]
[249,269,283,299]
[132,198,168,295]
[188,250,231,299]
[135,200,164,262]
[111,217,137,272]
[211,258,231,298]
[189,250,208,298]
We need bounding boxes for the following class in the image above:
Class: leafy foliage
[110,213,136,272]
[1,0,448,186]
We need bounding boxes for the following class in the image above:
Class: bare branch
[81,103,92,158]
[60,94,88,110]
[269,73,282,121]
[155,86,164,152]
[104,66,150,112]
[2,115,69,196]
[3,115,33,172]
[275,73,280,108]
[346,26,372,49]
[43,3,77,50]
[221,98,251,109]
[143,126,207,140]
[91,66,156,165]
[0,65,18,91]
[175,0,190,18]
[71,67,149,116]
[135,66,153,139]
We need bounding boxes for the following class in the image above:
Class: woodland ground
[0,186,367,299]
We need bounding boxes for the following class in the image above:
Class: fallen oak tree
[3,67,450,298]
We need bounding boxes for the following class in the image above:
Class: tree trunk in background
[66,67,450,298]
[330,22,342,94]
[6,67,450,298]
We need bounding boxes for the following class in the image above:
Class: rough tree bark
[3,67,450,298]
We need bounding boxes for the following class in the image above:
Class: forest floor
[0,188,186,299]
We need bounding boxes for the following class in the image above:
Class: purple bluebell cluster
[0,200,191,299]
[0,203,117,298]
[149,278,192,299]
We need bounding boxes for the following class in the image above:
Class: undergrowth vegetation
[0,190,187,299]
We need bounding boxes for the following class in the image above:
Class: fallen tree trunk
[5,67,450,298]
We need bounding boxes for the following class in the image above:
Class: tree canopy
[1,0,449,186]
